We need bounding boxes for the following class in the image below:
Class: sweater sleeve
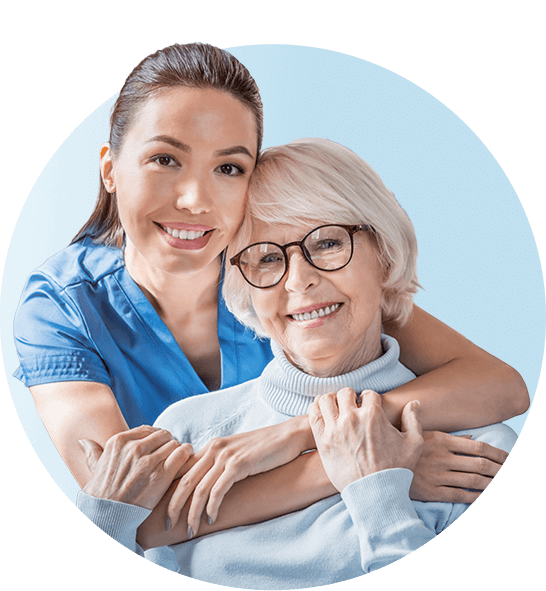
[76,491,151,556]
[341,468,436,573]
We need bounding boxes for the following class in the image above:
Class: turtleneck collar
[259,334,416,417]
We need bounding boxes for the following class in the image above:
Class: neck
[287,312,384,378]
[124,242,221,319]
[261,334,415,418]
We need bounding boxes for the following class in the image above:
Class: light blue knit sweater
[77,335,517,589]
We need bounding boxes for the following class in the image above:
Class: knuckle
[468,474,481,490]
[194,481,209,497]
[180,473,193,488]
[474,440,486,456]
[477,457,489,473]
[208,438,227,453]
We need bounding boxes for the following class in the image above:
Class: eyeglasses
[230,224,372,289]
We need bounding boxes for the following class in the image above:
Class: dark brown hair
[72,43,263,247]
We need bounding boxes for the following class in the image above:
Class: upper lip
[156,222,214,232]
[287,302,341,315]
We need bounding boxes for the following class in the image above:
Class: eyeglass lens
[238,225,354,288]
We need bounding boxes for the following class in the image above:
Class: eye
[217,163,245,176]
[151,154,178,167]
[259,253,284,265]
[317,239,342,250]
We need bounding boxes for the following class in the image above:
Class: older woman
[77,139,516,587]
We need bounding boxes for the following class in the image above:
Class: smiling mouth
[288,303,342,322]
[157,223,213,240]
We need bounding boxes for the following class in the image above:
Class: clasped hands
[80,389,508,541]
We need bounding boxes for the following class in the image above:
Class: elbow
[501,363,530,419]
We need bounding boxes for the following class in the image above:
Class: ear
[100,143,116,193]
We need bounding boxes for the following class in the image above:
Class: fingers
[186,465,228,537]
[448,435,508,465]
[336,388,359,413]
[163,442,193,476]
[433,486,482,504]
[312,389,379,428]
[444,453,503,479]
[205,470,237,525]
[78,439,104,474]
[400,400,423,438]
[315,393,339,423]
[167,456,214,529]
[440,470,493,492]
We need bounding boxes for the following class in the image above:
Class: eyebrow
[147,135,254,159]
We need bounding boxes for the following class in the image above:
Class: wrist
[380,393,402,429]
[285,415,315,453]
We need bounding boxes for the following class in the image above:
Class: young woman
[14,43,528,520]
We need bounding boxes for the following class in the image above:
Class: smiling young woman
[14,44,272,489]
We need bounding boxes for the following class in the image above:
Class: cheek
[218,192,247,237]
[251,293,282,330]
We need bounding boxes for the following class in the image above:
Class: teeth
[291,304,341,322]
[163,226,206,240]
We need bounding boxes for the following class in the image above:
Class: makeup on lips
[156,222,214,251]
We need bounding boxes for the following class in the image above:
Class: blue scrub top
[13,240,273,428]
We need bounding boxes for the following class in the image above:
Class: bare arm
[30,381,129,487]
[382,305,530,430]
[156,305,525,540]
[137,450,332,550]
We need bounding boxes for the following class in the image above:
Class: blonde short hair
[223,138,420,337]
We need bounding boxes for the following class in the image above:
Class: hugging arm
[72,303,523,548]
[161,304,523,535]
[382,304,529,430]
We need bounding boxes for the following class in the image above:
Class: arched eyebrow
[147,135,191,152]
[215,146,254,159]
[146,135,253,159]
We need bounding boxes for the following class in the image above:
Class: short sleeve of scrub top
[13,240,273,427]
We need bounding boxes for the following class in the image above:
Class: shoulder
[31,240,123,290]
[154,379,261,447]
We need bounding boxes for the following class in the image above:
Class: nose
[174,177,213,214]
[284,248,320,293]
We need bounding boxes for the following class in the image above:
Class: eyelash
[150,155,246,176]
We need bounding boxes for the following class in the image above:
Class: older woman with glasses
[77,138,517,588]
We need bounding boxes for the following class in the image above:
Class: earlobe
[100,143,116,193]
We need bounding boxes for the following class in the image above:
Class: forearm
[384,305,529,431]
[137,450,336,549]
[381,355,528,431]
[30,382,129,487]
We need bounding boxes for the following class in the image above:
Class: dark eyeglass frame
[230,223,373,289]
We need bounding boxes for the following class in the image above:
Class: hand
[409,431,508,503]
[79,425,193,510]
[167,416,312,537]
[309,388,424,492]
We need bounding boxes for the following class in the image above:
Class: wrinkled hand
[410,431,508,503]
[167,418,310,537]
[309,388,424,492]
[79,425,193,510]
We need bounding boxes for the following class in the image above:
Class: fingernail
[187,525,194,540]
[207,515,214,526]
[165,517,171,532]
[413,400,421,409]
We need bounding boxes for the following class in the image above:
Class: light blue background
[1,45,544,504]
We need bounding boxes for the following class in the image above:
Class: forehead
[250,220,321,243]
[123,87,258,154]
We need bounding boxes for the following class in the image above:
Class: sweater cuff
[77,491,151,554]
[341,468,419,535]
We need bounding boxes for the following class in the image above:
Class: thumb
[400,400,423,438]
[308,397,325,436]
[78,439,104,474]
